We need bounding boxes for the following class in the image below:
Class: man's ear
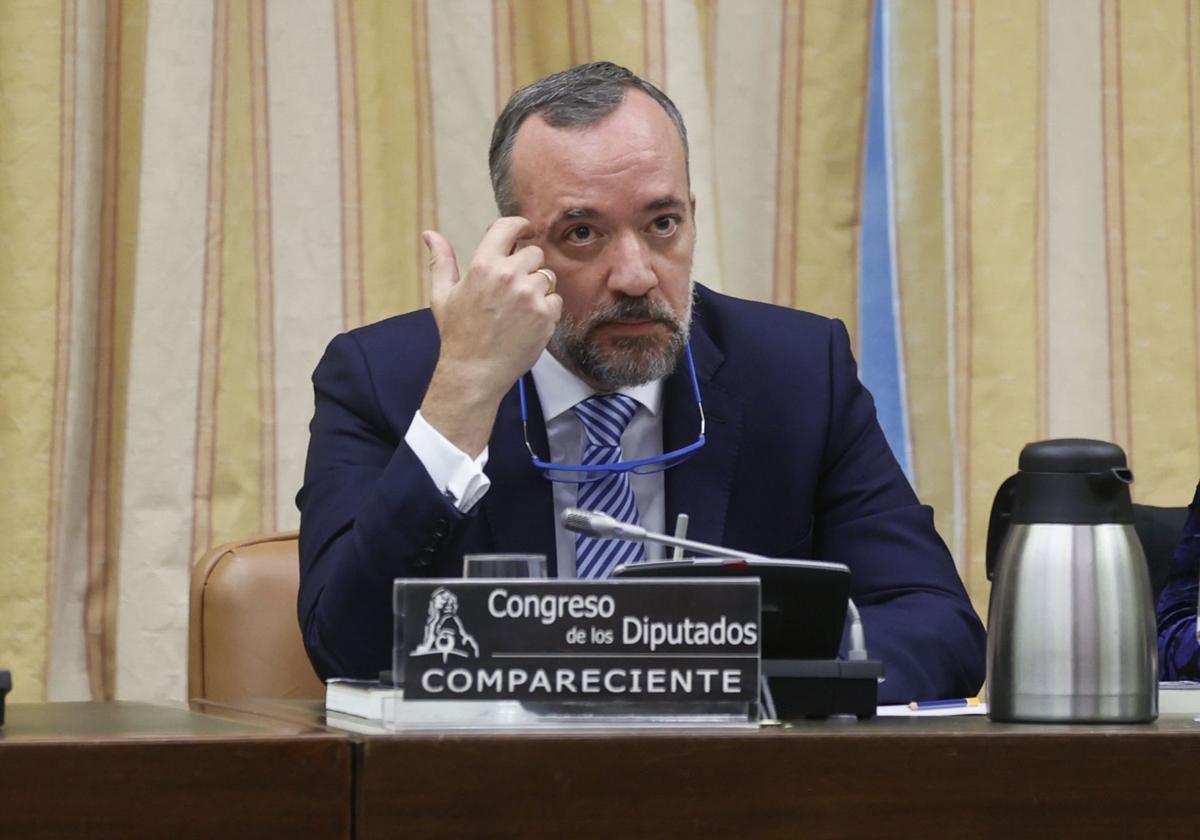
[689,192,697,218]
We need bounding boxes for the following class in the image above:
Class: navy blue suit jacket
[297,285,986,703]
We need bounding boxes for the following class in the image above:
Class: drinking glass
[462,553,547,579]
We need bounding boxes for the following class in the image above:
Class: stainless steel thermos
[985,439,1157,723]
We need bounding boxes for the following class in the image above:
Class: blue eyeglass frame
[517,344,707,484]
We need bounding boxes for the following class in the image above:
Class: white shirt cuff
[405,410,491,512]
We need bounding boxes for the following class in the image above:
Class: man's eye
[651,216,679,236]
[566,224,594,243]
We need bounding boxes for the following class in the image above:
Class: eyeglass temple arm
[680,343,706,436]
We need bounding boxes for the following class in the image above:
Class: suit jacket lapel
[663,318,743,550]
[482,377,560,573]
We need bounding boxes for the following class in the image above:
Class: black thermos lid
[1010,438,1135,525]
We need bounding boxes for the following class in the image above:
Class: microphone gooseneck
[561,507,763,561]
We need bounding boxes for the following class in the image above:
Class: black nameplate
[399,579,760,702]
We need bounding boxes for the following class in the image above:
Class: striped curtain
[880,0,1200,619]
[1,0,1197,704]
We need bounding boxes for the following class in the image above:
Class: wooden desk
[0,702,351,839]
[209,699,1200,839]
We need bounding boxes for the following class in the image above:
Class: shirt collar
[529,349,663,422]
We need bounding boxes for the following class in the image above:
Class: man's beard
[549,292,692,390]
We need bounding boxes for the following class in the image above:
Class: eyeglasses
[518,344,707,484]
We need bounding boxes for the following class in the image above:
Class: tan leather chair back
[188,532,325,701]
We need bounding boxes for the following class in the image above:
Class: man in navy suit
[297,62,986,704]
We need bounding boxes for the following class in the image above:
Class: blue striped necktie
[572,393,647,579]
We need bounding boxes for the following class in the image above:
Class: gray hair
[488,61,690,216]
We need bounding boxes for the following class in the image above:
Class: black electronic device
[563,508,884,719]
[612,557,851,660]
[612,558,882,719]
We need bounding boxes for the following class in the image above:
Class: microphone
[560,508,649,541]
[561,508,767,562]
[560,507,869,661]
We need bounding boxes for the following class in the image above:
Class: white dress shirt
[404,348,667,576]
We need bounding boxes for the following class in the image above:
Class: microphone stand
[562,508,884,719]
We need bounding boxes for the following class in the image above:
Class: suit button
[432,518,449,538]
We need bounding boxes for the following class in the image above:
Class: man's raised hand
[419,218,562,457]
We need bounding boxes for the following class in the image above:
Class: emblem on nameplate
[411,587,480,663]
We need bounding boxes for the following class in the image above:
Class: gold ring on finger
[535,267,557,295]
